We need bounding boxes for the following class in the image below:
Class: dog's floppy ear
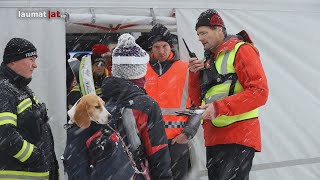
[74,99,91,129]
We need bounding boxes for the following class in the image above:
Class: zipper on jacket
[157,61,163,76]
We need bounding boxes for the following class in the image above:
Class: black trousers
[168,141,190,180]
[206,144,255,180]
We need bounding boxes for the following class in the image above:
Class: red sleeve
[189,71,201,106]
[214,44,269,116]
[133,110,167,156]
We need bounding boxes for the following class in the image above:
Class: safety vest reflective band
[17,98,32,114]
[164,121,186,128]
[33,96,39,105]
[71,85,102,96]
[71,85,80,92]
[0,170,49,180]
[17,96,39,114]
[96,88,102,96]
[203,42,259,127]
[0,112,17,126]
[13,140,34,162]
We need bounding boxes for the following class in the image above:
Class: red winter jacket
[189,35,269,151]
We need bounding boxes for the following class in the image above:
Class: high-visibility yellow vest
[202,42,259,127]
[71,85,102,96]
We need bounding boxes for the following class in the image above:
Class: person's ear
[7,61,15,68]
[217,26,224,33]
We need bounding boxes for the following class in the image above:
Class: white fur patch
[67,99,79,123]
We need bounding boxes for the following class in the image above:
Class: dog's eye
[95,105,100,109]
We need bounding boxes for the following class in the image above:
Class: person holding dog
[0,38,59,179]
[188,9,269,180]
[101,33,173,180]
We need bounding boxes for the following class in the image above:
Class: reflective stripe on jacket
[145,60,191,139]
[0,96,40,163]
[203,42,258,127]
[0,170,49,180]
[0,65,54,175]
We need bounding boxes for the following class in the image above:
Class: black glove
[86,130,117,164]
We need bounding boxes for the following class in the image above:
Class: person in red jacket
[188,9,269,180]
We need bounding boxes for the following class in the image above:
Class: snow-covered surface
[0,1,320,179]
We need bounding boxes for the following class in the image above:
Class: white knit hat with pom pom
[112,33,149,79]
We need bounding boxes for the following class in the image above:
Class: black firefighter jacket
[0,64,58,179]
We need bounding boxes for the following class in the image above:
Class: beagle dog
[68,93,110,128]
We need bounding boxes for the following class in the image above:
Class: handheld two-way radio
[182,39,197,58]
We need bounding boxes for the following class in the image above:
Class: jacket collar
[101,76,146,103]
[0,63,32,87]
[211,35,243,58]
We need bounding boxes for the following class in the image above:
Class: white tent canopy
[64,7,177,33]
[0,1,320,179]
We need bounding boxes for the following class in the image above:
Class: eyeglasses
[197,32,208,38]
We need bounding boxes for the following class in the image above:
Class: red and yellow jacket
[190,35,269,151]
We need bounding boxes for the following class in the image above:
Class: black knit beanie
[195,9,225,30]
[136,33,152,51]
[3,38,37,64]
[148,24,173,46]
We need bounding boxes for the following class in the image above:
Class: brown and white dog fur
[68,93,111,128]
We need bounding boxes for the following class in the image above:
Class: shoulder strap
[113,100,145,162]
[228,73,238,96]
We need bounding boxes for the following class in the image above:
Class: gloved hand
[86,130,118,164]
